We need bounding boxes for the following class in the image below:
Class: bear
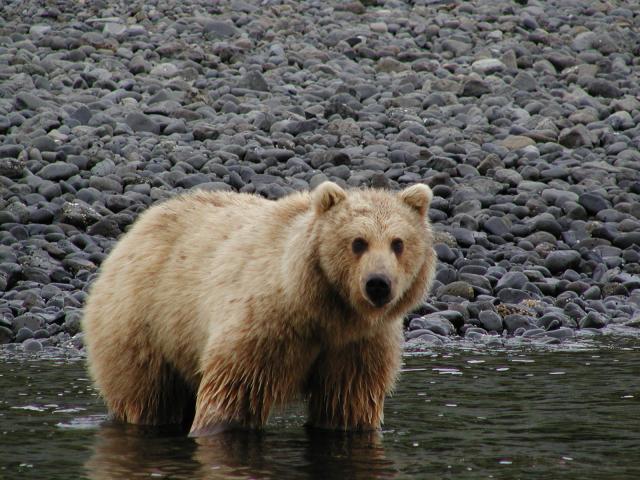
[82,181,436,436]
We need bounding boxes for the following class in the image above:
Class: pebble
[0,0,637,353]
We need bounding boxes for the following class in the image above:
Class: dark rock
[559,125,593,148]
[409,315,455,336]
[12,313,43,332]
[0,326,13,344]
[60,201,101,228]
[495,272,528,291]
[202,20,238,38]
[15,327,34,342]
[478,310,503,332]
[38,162,79,181]
[579,192,610,215]
[438,281,475,300]
[545,250,581,273]
[87,218,121,237]
[543,327,575,340]
[586,79,622,98]
[579,311,608,329]
[434,243,457,263]
[503,314,536,333]
[0,157,26,178]
[498,288,534,304]
[484,217,509,236]
[22,338,43,353]
[239,71,269,91]
[461,79,491,97]
[613,233,640,249]
[125,113,160,134]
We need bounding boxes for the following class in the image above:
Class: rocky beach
[1,0,640,355]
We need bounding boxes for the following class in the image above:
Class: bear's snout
[365,274,392,307]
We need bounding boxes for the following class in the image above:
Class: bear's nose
[365,275,392,307]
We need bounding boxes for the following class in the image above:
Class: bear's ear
[312,182,347,214]
[399,184,433,217]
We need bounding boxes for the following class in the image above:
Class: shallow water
[1,335,639,479]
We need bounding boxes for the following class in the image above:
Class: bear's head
[312,182,435,321]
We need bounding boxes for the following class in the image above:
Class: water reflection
[2,337,639,479]
[86,423,396,479]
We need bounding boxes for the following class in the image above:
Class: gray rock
[23,338,43,353]
[484,217,510,236]
[239,70,269,91]
[409,316,455,336]
[471,58,505,75]
[559,125,593,148]
[31,135,59,152]
[125,112,160,134]
[12,313,43,332]
[579,311,608,329]
[15,92,51,110]
[504,314,536,333]
[60,201,101,228]
[498,288,534,304]
[38,162,79,181]
[15,327,34,342]
[478,310,503,332]
[512,71,537,91]
[438,281,475,300]
[202,20,238,38]
[543,327,575,340]
[461,79,491,97]
[0,157,26,178]
[545,250,581,273]
[587,79,622,98]
[579,192,610,214]
[495,272,528,291]
[0,326,13,344]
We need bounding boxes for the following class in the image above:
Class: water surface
[1,334,638,479]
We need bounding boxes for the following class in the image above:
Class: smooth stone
[503,314,537,333]
[150,63,179,78]
[471,58,506,74]
[38,162,79,181]
[15,327,34,342]
[239,71,269,91]
[478,310,503,332]
[545,250,581,273]
[461,79,491,97]
[483,217,510,236]
[543,327,575,340]
[125,113,160,134]
[495,272,528,291]
[409,316,455,336]
[437,281,475,300]
[579,311,608,329]
[558,125,593,148]
[22,338,43,353]
[498,288,534,304]
[579,192,610,214]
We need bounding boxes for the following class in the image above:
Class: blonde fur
[82,182,436,435]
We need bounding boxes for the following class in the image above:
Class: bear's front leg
[306,327,403,431]
[190,330,317,436]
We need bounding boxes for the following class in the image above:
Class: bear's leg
[306,331,402,431]
[90,337,195,427]
[190,331,314,436]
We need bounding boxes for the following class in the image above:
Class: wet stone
[478,310,503,332]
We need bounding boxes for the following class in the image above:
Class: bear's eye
[352,237,368,255]
[391,238,404,255]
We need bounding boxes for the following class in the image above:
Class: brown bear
[82,181,436,435]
